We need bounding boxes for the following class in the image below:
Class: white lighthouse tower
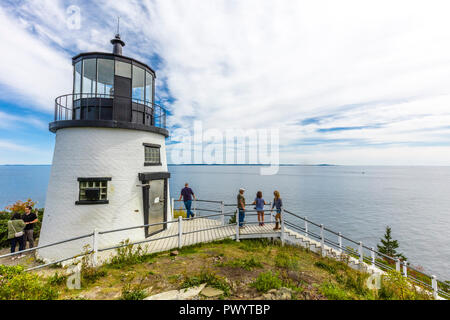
[38,34,171,262]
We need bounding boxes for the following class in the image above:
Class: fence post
[431,275,438,299]
[402,260,407,277]
[280,209,285,246]
[320,224,325,257]
[221,201,225,226]
[193,199,197,217]
[171,198,174,221]
[395,258,400,272]
[304,217,308,237]
[358,241,363,264]
[92,228,99,267]
[178,216,183,249]
[235,209,240,242]
[338,232,342,253]
[371,247,375,265]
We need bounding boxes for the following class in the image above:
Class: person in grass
[7,212,26,257]
[252,191,267,227]
[272,190,283,230]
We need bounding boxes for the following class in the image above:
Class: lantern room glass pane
[82,58,97,96]
[97,59,114,97]
[115,60,131,78]
[132,65,145,102]
[145,71,153,105]
[74,61,82,99]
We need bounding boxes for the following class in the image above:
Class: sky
[1,0,450,165]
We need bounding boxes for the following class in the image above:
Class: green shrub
[181,271,231,296]
[108,240,152,268]
[314,261,337,274]
[251,271,283,293]
[121,283,147,300]
[319,282,351,300]
[377,271,433,300]
[0,265,59,300]
[47,272,67,286]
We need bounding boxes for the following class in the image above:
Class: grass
[217,257,262,271]
[1,238,440,300]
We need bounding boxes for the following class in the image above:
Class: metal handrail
[54,93,168,129]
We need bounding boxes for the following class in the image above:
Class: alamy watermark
[66,5,81,30]
[170,121,280,175]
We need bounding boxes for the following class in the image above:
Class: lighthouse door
[146,179,167,236]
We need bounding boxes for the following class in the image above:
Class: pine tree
[377,226,406,261]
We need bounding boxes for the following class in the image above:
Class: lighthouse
[38,34,171,262]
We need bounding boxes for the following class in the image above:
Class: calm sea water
[1,165,449,279]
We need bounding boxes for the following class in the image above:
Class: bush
[47,272,67,286]
[173,209,187,219]
[108,240,151,268]
[378,270,433,300]
[181,270,231,296]
[251,271,283,293]
[121,283,147,300]
[0,265,59,300]
[320,282,351,300]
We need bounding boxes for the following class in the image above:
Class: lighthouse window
[76,177,111,205]
[132,65,145,102]
[115,60,131,78]
[74,61,82,99]
[145,71,153,105]
[82,58,97,96]
[144,144,161,165]
[97,59,114,97]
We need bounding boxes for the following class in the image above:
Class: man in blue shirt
[179,183,196,219]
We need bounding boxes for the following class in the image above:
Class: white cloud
[1,0,450,164]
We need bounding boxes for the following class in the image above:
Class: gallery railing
[54,93,167,129]
[0,199,447,299]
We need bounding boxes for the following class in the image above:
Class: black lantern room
[51,34,168,136]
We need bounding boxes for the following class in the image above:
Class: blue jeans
[184,200,194,218]
[238,209,245,227]
[10,235,25,253]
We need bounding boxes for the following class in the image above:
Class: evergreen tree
[377,226,406,261]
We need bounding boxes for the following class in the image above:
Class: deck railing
[54,93,167,129]
[0,198,447,299]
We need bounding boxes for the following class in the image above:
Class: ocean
[0,164,449,279]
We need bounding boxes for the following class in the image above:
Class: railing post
[280,209,285,246]
[338,232,342,253]
[402,260,407,277]
[92,228,99,267]
[221,201,225,226]
[395,258,400,272]
[358,241,363,264]
[371,247,375,265]
[171,198,174,221]
[320,224,325,257]
[178,216,183,249]
[431,275,438,299]
[193,199,197,217]
[304,217,308,237]
[235,209,240,242]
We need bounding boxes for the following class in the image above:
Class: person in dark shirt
[22,205,38,248]
[179,183,196,219]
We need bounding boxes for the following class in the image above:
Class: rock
[262,293,273,300]
[144,283,206,300]
[170,250,179,256]
[268,289,277,294]
[201,287,224,297]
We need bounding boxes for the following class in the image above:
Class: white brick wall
[38,127,171,262]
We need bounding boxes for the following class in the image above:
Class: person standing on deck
[22,206,38,249]
[252,191,267,227]
[272,190,283,230]
[179,183,196,219]
[237,188,246,228]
